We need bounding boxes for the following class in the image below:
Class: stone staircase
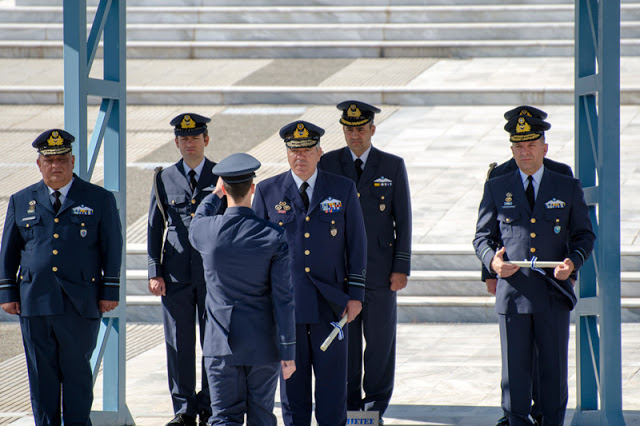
[1,0,639,58]
[124,244,640,323]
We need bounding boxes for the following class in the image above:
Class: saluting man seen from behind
[473,111,595,425]
[0,129,123,426]
[253,121,367,426]
[484,106,574,426]
[147,113,225,426]
[318,100,412,423]
[189,153,296,426]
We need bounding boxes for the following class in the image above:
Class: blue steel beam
[63,0,131,424]
[573,0,623,423]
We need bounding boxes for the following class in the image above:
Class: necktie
[526,175,535,210]
[188,170,197,192]
[53,190,61,213]
[299,181,310,211]
[354,158,363,182]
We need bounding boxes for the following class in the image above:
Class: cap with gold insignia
[32,129,75,156]
[170,113,211,136]
[212,153,261,183]
[505,114,551,143]
[279,121,325,149]
[337,100,381,127]
[503,105,548,121]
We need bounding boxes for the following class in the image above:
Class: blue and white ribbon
[530,256,546,275]
[330,321,345,341]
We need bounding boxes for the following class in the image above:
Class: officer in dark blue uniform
[147,113,224,426]
[485,106,574,426]
[189,153,296,426]
[318,100,412,420]
[473,113,595,425]
[253,121,367,426]
[0,129,122,426]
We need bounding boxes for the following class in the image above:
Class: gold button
[53,233,59,239]
[531,218,536,224]
[305,216,310,222]
[26,224,29,228]
[530,233,536,238]
[52,266,58,272]
[530,248,536,253]
[81,223,85,227]
[381,196,385,200]
[172,200,175,204]
[191,199,196,204]
[304,232,310,238]
[54,218,59,223]
[191,213,195,217]
[331,220,335,224]
[53,250,58,255]
[305,250,310,255]
[278,221,283,226]
[556,219,560,223]
[19,276,23,280]
[305,267,310,272]
[389,243,393,247]
[506,218,511,223]
[92,278,95,282]
[358,193,361,198]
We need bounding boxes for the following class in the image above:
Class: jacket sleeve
[391,158,412,275]
[270,232,296,360]
[0,195,21,304]
[99,191,123,301]
[252,184,269,220]
[344,181,367,302]
[567,180,596,272]
[147,173,166,279]
[189,192,222,252]
[473,181,501,273]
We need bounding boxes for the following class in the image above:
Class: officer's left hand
[344,300,363,323]
[390,272,408,291]
[99,300,119,313]
[1,302,20,315]
[554,258,575,281]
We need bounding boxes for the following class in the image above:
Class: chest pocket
[167,194,190,219]
[17,215,41,240]
[371,185,393,214]
[544,208,569,236]
[69,215,98,242]
[497,210,523,238]
[317,212,345,240]
[272,213,295,229]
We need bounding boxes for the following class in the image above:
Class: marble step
[3,22,640,42]
[7,5,640,25]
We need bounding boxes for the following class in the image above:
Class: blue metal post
[573,0,623,423]
[63,0,131,424]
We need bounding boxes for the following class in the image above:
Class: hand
[281,360,296,380]
[148,276,166,296]
[1,302,20,315]
[213,176,225,198]
[343,300,362,323]
[485,278,497,295]
[490,247,519,278]
[554,258,575,281]
[390,272,408,292]
[99,300,119,313]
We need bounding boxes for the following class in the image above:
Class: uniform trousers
[499,295,570,426]
[347,286,396,415]
[280,307,348,426]
[204,357,279,426]
[162,280,209,418]
[20,295,99,426]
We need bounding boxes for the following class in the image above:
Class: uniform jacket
[0,176,122,317]
[482,157,573,281]
[253,169,367,324]
[147,157,224,284]
[473,168,595,314]
[319,146,412,287]
[189,195,296,364]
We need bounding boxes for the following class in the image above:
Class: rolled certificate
[505,260,564,268]
[320,314,348,352]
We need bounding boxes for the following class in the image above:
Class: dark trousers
[162,280,210,418]
[204,357,279,426]
[280,313,348,426]
[348,287,396,416]
[499,297,570,426]
[20,296,100,426]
